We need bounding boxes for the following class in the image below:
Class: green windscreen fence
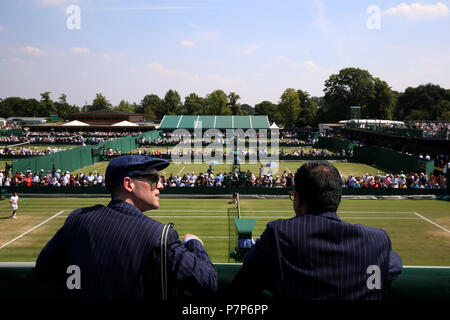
[0,129,23,137]
[140,130,161,142]
[11,133,148,174]
[353,146,435,175]
[317,136,357,151]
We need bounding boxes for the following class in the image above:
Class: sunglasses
[131,173,160,189]
[288,190,295,201]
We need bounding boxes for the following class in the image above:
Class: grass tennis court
[0,197,449,265]
[73,160,386,179]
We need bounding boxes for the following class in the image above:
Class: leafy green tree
[295,89,318,127]
[139,94,162,120]
[397,83,450,120]
[435,100,450,120]
[89,93,111,111]
[240,104,254,115]
[366,78,396,119]
[254,100,281,125]
[311,96,325,109]
[40,92,57,116]
[0,97,22,118]
[278,88,300,127]
[0,97,45,117]
[114,100,135,113]
[227,92,243,115]
[323,68,375,122]
[55,94,79,120]
[205,90,230,115]
[184,93,205,115]
[163,90,184,115]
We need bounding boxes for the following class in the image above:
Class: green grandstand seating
[158,115,271,130]
[197,116,215,129]
[251,115,271,129]
[178,115,198,130]
[234,116,251,129]
[159,115,181,129]
[215,116,233,129]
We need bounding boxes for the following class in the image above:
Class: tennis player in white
[9,192,19,219]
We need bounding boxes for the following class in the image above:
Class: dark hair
[294,161,342,213]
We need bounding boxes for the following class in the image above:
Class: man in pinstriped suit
[35,155,218,300]
[232,160,402,300]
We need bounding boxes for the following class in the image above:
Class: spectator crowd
[1,167,446,190]
[342,171,447,189]
[0,145,69,156]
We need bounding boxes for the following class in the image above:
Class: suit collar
[107,200,143,216]
[306,211,341,222]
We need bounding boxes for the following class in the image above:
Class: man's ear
[295,192,308,215]
[122,177,134,193]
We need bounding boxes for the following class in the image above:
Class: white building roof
[62,120,90,126]
[112,120,139,127]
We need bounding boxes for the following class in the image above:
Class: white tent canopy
[112,120,139,127]
[270,122,279,129]
[62,120,90,126]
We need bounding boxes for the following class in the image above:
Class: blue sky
[1,0,449,108]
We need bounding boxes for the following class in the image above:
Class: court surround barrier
[353,145,435,176]
[317,137,436,176]
[0,264,449,300]
[10,132,161,175]
[317,136,357,152]
[0,129,23,137]
[1,185,447,197]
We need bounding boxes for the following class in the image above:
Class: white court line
[413,212,450,234]
[0,210,66,250]
[177,166,186,176]
[179,236,237,239]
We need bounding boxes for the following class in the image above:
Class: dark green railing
[0,264,449,300]
[1,186,447,197]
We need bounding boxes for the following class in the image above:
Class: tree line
[1,67,449,127]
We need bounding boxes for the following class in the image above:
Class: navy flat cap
[105,155,169,191]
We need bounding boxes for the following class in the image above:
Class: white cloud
[383,2,449,20]
[2,57,27,64]
[0,26,4,32]
[21,46,48,56]
[40,0,82,6]
[100,6,196,11]
[71,47,90,54]
[302,60,334,74]
[275,56,334,74]
[180,40,196,47]
[145,62,189,78]
[234,44,259,55]
[206,74,247,88]
[143,62,246,89]
[186,23,221,43]
[100,53,113,61]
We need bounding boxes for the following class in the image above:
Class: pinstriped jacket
[35,200,218,300]
[232,211,402,300]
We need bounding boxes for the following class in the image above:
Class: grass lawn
[0,197,448,266]
[1,144,77,152]
[72,160,386,179]
[137,146,335,154]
